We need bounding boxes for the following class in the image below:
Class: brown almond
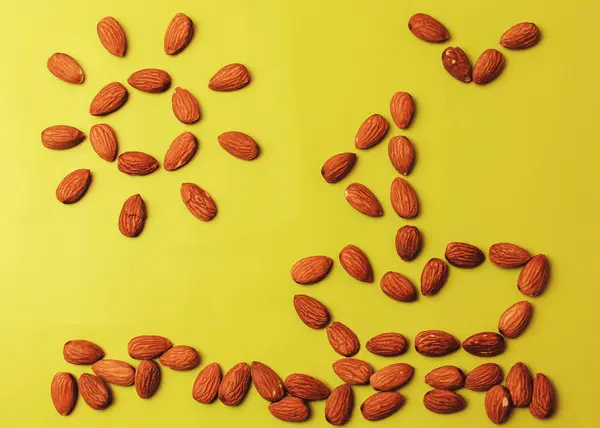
[473,49,505,85]
[118,152,158,176]
[218,362,251,406]
[408,13,450,42]
[78,374,111,410]
[325,384,353,425]
[498,301,533,338]
[462,332,505,357]
[518,254,549,297]
[293,294,330,329]
[327,322,360,357]
[500,22,540,50]
[395,225,422,262]
[128,69,171,93]
[209,63,250,91]
[442,46,472,83]
[420,258,449,296]
[506,362,533,407]
[380,272,417,303]
[423,389,466,414]
[118,194,146,238]
[345,183,383,217]
[390,92,415,129]
[465,363,503,391]
[56,169,91,204]
[192,362,221,403]
[366,332,408,357]
[164,13,194,55]
[445,242,485,268]
[390,177,419,218]
[51,372,77,416]
[370,363,414,391]
[89,124,118,162]
[218,131,259,160]
[285,373,330,401]
[332,358,373,385]
[92,360,135,386]
[135,360,161,399]
[529,373,554,419]
[355,114,388,149]
[361,391,404,421]
[388,136,415,175]
[269,396,310,422]
[425,366,465,390]
[159,345,200,370]
[339,244,373,283]
[63,340,104,365]
[251,361,284,402]
[414,330,459,357]
[90,82,128,116]
[128,335,172,359]
[321,152,356,183]
[180,183,218,221]
[485,385,512,424]
[47,53,84,84]
[41,125,85,150]
[97,17,126,57]
[489,243,532,268]
[172,87,200,124]
[164,132,198,171]
[290,256,333,285]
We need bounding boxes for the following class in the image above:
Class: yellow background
[0,0,596,426]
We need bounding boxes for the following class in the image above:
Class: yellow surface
[0,0,596,426]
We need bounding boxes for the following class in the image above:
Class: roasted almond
[321,152,356,183]
[442,46,472,83]
[118,194,146,238]
[489,243,532,268]
[285,373,330,401]
[529,373,554,419]
[498,301,533,338]
[128,335,172,359]
[408,13,450,42]
[332,358,373,385]
[180,183,218,221]
[390,177,419,218]
[370,363,413,391]
[339,244,373,283]
[366,332,408,356]
[51,372,77,416]
[325,384,353,425]
[327,321,360,357]
[56,169,91,204]
[380,272,417,302]
[118,151,158,176]
[269,396,310,422]
[388,136,415,175]
[506,362,533,407]
[159,345,200,370]
[293,294,330,329]
[251,361,285,402]
[41,125,85,150]
[425,366,465,390]
[172,87,200,124]
[361,391,404,421]
[164,13,194,55]
[355,114,388,149]
[518,254,549,297]
[390,92,415,129]
[345,183,383,217]
[414,330,459,357]
[462,332,505,357]
[485,385,512,424]
[445,242,485,268]
[217,131,259,160]
[209,63,250,91]
[128,69,171,93]
[92,360,135,386]
[290,256,333,285]
[47,53,84,84]
[97,17,127,57]
[465,363,503,391]
[500,22,540,50]
[135,360,161,399]
[90,82,128,116]
[423,389,466,414]
[192,362,221,403]
[420,258,449,296]
[218,362,251,406]
[473,49,505,85]
[89,123,118,162]
[78,374,111,410]
[395,225,422,262]
[164,132,198,171]
[63,340,104,365]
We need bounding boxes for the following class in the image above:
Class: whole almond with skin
[380,272,417,302]
[518,254,549,297]
[420,258,449,296]
[395,225,422,261]
[97,17,126,57]
[118,194,146,238]
[505,362,532,407]
[355,114,388,149]
[366,333,408,357]
[390,92,415,129]
[390,177,419,218]
[192,362,221,403]
[408,13,450,42]
[118,152,158,176]
[209,63,250,91]
[41,125,85,150]
[415,330,459,357]
[172,87,200,124]
[90,124,118,162]
[445,242,485,268]
[388,136,415,175]
[90,82,128,116]
[321,152,356,183]
[290,256,333,285]
[473,49,505,85]
[370,363,414,391]
[498,301,533,338]
[78,374,111,410]
[325,384,353,425]
[218,362,251,406]
[489,243,532,268]
[92,360,135,386]
[465,363,503,391]
[285,373,330,401]
[332,358,373,385]
[159,345,200,370]
[293,294,330,329]
[180,183,218,221]
[63,340,104,365]
[529,373,554,418]
[251,361,285,402]
[500,23,540,50]
[135,360,161,399]
[128,69,171,93]
[164,132,198,171]
[56,169,91,204]
[344,183,383,217]
[485,385,512,424]
[462,332,505,357]
[361,391,404,421]
[442,46,472,83]
[425,366,465,390]
[164,13,194,55]
[327,322,360,357]
[128,335,172,359]
[51,372,77,416]
[218,131,259,160]
[339,245,373,283]
[269,396,310,422]
[423,389,466,414]
[47,53,84,84]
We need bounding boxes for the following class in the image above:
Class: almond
[462,332,505,357]
[90,82,128,116]
[51,372,77,416]
[128,69,171,93]
[506,362,533,407]
[529,373,554,419]
[251,361,285,402]
[390,177,419,218]
[485,385,512,424]
[47,53,84,84]
[414,330,459,357]
[290,256,333,285]
[408,13,450,42]
[164,13,194,55]
[118,194,146,238]
[489,243,532,268]
[128,335,172,359]
[366,332,408,356]
[442,46,472,83]
[171,87,200,124]
[41,125,85,150]
[388,136,415,175]
[192,362,221,403]
[218,131,259,160]
[344,183,383,217]
[370,363,413,391]
[97,17,127,57]
[465,363,503,391]
[498,301,533,338]
[293,294,330,329]
[332,358,373,385]
[423,389,466,414]
[218,362,251,406]
[321,152,356,183]
[473,49,505,85]
[92,360,135,386]
[380,272,417,302]
[500,22,540,50]
[445,242,485,268]
[425,366,465,390]
[159,345,200,370]
[420,258,449,296]
[390,92,415,129]
[327,322,360,357]
[164,132,198,171]
[78,374,111,410]
[325,384,353,425]
[361,391,404,421]
[355,114,388,149]
[56,169,91,204]
[395,225,422,262]
[118,151,158,176]
[135,360,161,399]
[180,183,218,221]
[339,244,373,283]
[209,63,250,91]
[269,396,310,422]
[285,373,330,401]
[89,124,118,162]
[517,254,549,297]
[63,340,104,365]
